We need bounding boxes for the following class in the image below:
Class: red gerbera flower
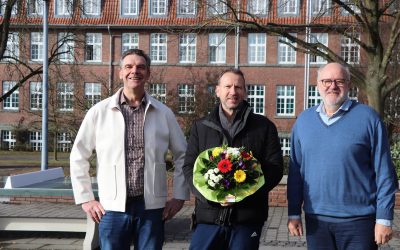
[218,159,233,173]
[240,151,252,160]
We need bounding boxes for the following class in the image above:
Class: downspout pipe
[107,25,113,96]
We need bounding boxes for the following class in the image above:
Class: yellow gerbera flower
[212,147,224,157]
[234,170,246,183]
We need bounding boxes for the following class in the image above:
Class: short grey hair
[317,63,350,81]
[120,49,151,69]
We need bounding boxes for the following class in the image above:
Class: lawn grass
[0,150,70,167]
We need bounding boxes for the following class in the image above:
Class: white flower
[213,168,220,174]
[204,173,209,180]
[208,180,216,187]
[227,147,240,157]
[209,173,216,180]
[212,175,220,183]
[207,169,214,175]
[217,174,223,181]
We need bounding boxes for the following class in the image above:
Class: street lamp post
[41,0,49,171]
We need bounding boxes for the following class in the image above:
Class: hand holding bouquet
[193,145,264,203]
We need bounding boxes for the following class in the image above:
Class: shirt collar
[119,91,147,108]
[316,98,352,117]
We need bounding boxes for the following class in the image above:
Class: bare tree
[193,0,400,117]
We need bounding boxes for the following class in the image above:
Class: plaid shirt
[119,92,146,197]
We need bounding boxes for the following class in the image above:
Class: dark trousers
[305,214,378,250]
[189,223,263,250]
[98,199,164,250]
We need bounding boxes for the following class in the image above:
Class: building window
[278,0,298,15]
[30,82,43,110]
[27,0,44,16]
[83,0,101,16]
[57,82,74,111]
[31,32,43,62]
[310,33,328,64]
[280,137,290,156]
[57,132,72,152]
[1,130,16,150]
[348,87,358,101]
[312,0,330,16]
[276,85,295,116]
[208,0,227,15]
[30,131,42,151]
[178,0,196,15]
[179,33,196,63]
[207,85,218,113]
[122,33,139,53]
[341,0,360,16]
[85,82,101,108]
[278,35,296,64]
[248,33,266,64]
[308,85,322,108]
[55,0,72,16]
[121,0,139,15]
[148,83,166,104]
[3,32,19,62]
[248,0,268,15]
[178,84,195,113]
[247,85,265,115]
[2,81,18,110]
[150,0,167,15]
[85,33,102,62]
[341,33,360,64]
[0,0,18,15]
[58,32,74,62]
[209,33,226,64]
[150,33,167,63]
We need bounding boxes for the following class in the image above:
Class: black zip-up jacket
[183,102,283,225]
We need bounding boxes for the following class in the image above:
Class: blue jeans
[98,199,164,250]
[305,214,378,250]
[189,223,263,250]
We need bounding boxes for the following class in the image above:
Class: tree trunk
[365,81,384,118]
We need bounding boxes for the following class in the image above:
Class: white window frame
[348,87,358,101]
[83,0,101,16]
[341,0,361,16]
[57,82,74,112]
[0,0,18,15]
[150,33,167,63]
[278,35,296,64]
[178,0,196,15]
[178,84,195,114]
[57,132,72,152]
[209,33,226,64]
[85,82,102,108]
[30,81,43,110]
[248,0,268,15]
[27,0,44,16]
[121,0,139,15]
[122,33,139,53]
[30,131,42,151]
[55,0,72,16]
[341,33,360,64]
[276,85,295,116]
[279,0,298,15]
[280,137,291,156]
[3,32,19,62]
[31,32,43,62]
[1,130,16,150]
[151,0,167,15]
[312,0,330,16]
[208,0,227,15]
[247,85,265,115]
[308,85,322,108]
[179,33,196,63]
[309,33,328,64]
[58,32,74,62]
[85,33,102,62]
[148,83,167,104]
[248,33,266,64]
[2,81,19,110]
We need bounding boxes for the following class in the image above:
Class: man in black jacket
[183,68,283,249]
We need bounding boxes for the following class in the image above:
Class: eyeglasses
[319,79,348,87]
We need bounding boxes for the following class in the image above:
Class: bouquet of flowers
[193,145,264,203]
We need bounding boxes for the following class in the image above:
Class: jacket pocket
[98,165,117,200]
[153,162,167,197]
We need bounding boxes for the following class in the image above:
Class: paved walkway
[0,203,399,249]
